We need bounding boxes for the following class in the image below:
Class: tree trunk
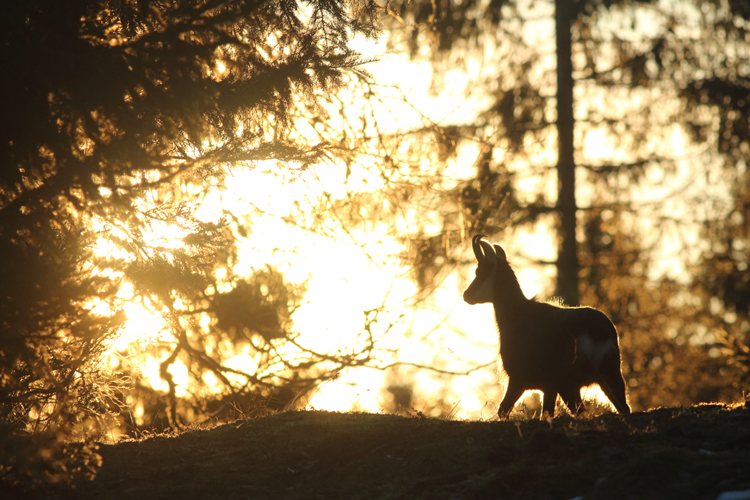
[555,0,579,306]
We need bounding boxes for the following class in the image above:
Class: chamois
[463,235,631,417]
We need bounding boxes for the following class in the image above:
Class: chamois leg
[541,390,558,417]
[597,356,631,414]
[559,387,584,415]
[498,379,525,417]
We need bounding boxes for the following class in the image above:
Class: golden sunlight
[91,19,707,420]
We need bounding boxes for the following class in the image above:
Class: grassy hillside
[48,403,750,500]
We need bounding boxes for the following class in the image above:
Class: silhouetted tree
[377,0,750,408]
[0,0,383,490]
[581,0,750,403]
[676,4,750,393]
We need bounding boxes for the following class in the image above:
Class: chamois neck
[492,262,528,311]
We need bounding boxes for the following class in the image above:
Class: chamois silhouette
[463,235,631,417]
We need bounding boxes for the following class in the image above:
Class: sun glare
[86,17,643,421]
[305,371,389,413]
[114,300,167,352]
[141,356,190,398]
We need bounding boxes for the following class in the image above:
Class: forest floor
[47,403,750,500]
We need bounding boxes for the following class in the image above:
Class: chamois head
[463,234,507,305]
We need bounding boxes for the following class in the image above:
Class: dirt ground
[46,403,750,500]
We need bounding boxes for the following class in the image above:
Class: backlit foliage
[0,0,384,489]
[376,0,750,410]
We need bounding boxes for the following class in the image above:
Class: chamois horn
[472,234,487,261]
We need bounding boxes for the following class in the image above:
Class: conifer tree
[0,0,382,489]
[380,0,750,407]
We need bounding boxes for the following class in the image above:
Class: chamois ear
[493,244,507,262]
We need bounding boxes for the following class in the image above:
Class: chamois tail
[573,310,631,414]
